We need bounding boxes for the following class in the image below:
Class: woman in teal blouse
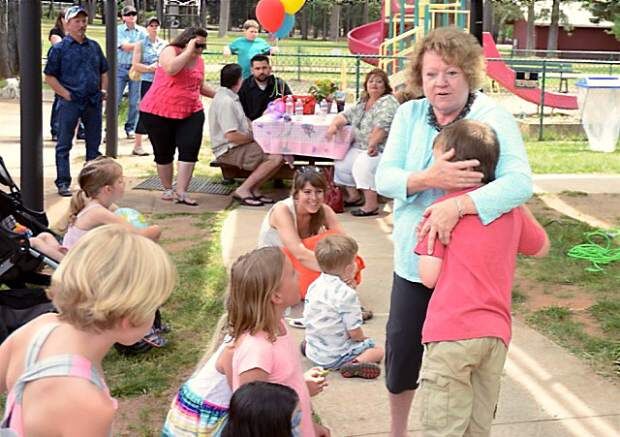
[375,27,533,436]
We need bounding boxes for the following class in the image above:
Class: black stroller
[0,155,58,343]
[0,156,167,353]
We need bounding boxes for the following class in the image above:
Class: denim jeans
[116,63,141,134]
[51,94,85,139]
[55,98,102,188]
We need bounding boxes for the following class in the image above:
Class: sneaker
[340,361,381,379]
[126,131,135,139]
[57,185,72,197]
[361,306,374,322]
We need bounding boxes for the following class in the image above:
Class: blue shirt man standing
[44,6,108,197]
[116,5,146,139]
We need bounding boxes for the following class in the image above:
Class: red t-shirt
[414,190,546,346]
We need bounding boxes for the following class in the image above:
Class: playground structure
[347,0,579,109]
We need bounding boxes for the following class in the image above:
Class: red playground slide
[483,32,578,110]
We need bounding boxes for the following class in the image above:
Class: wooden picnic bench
[209,156,334,182]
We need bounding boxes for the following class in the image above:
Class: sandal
[344,197,364,207]
[232,193,263,207]
[351,208,379,217]
[161,188,174,201]
[252,194,275,204]
[175,192,198,206]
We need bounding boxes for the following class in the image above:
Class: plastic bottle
[294,99,304,120]
[319,100,328,119]
[285,95,294,116]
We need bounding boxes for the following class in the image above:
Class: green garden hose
[567,229,620,272]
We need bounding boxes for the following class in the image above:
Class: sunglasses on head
[298,166,322,175]
[124,12,137,16]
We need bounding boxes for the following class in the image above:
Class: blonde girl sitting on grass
[0,225,176,436]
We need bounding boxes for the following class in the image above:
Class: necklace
[427,93,476,132]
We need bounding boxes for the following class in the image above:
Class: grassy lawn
[514,197,620,378]
[525,140,620,174]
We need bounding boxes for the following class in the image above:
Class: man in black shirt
[238,54,292,121]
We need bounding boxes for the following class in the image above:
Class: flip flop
[344,197,364,207]
[351,208,379,217]
[253,194,275,204]
[175,193,198,206]
[232,194,263,207]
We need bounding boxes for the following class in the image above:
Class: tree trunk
[526,0,536,55]
[86,0,96,24]
[0,0,19,80]
[363,0,369,24]
[199,0,207,27]
[546,0,560,52]
[301,6,309,40]
[218,0,230,37]
[124,0,135,6]
[483,0,493,33]
[329,3,340,40]
[321,6,328,40]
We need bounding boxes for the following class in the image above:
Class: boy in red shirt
[415,119,549,436]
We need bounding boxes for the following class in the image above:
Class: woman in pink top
[228,247,331,437]
[139,27,215,206]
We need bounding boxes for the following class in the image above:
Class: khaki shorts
[414,337,507,437]
[216,142,267,171]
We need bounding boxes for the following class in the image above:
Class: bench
[492,60,574,93]
[209,156,334,182]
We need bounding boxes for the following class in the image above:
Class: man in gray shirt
[209,64,283,206]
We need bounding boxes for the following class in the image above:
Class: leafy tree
[0,0,19,80]
[581,0,620,40]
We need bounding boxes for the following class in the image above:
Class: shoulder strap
[24,324,60,370]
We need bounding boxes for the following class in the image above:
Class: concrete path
[220,205,620,437]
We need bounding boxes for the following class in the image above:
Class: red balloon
[256,0,285,33]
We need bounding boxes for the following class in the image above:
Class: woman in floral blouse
[327,68,399,216]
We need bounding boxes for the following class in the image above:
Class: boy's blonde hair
[243,19,259,30]
[227,247,284,342]
[50,224,176,332]
[315,234,358,274]
[64,157,123,230]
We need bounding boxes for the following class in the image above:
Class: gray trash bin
[576,76,620,153]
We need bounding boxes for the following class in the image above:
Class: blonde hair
[50,224,176,332]
[407,27,485,97]
[64,157,123,229]
[243,19,259,30]
[227,247,284,342]
[315,234,358,274]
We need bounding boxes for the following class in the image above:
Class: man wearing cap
[117,5,146,140]
[44,6,108,197]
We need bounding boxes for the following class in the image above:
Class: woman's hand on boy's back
[304,367,328,396]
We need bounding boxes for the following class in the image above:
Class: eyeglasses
[123,12,137,17]
[195,43,206,49]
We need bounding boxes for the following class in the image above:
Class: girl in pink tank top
[0,225,176,436]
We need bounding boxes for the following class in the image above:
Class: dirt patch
[557,193,620,227]
[155,215,212,254]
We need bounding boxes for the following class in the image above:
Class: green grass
[516,204,620,377]
[103,211,228,397]
[527,306,620,376]
[525,140,620,174]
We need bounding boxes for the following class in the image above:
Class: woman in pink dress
[139,27,215,206]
